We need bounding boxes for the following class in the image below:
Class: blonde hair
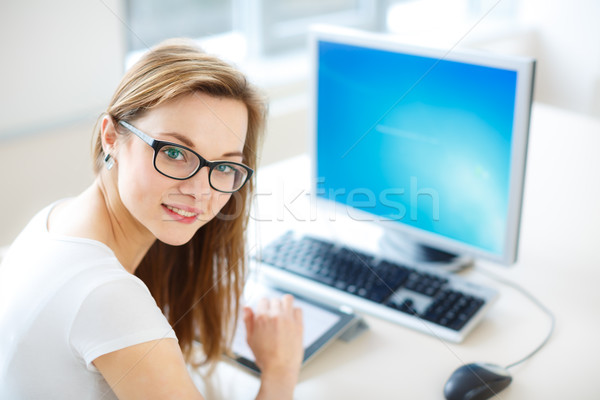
[92,39,266,365]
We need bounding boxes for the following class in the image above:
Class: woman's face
[113,92,249,246]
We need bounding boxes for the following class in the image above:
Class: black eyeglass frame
[118,120,253,193]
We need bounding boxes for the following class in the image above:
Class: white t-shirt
[0,202,177,399]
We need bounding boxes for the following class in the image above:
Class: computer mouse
[443,362,512,400]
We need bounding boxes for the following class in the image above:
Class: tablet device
[230,281,362,374]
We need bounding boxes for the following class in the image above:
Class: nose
[179,166,212,198]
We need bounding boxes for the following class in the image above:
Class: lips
[162,203,201,223]
[164,204,197,217]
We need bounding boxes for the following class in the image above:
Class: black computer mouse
[443,362,512,400]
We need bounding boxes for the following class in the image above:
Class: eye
[163,146,185,161]
[215,163,235,174]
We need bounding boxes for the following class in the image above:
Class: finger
[257,298,269,315]
[282,294,295,312]
[269,298,281,316]
[243,307,254,335]
[294,307,303,324]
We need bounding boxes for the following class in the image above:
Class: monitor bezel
[308,25,535,266]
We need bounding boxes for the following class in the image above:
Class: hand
[243,294,303,399]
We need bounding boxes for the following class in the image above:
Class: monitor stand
[377,229,473,273]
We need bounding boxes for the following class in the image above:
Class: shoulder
[1,197,118,280]
[0,208,128,335]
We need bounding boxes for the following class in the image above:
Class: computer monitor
[309,26,535,267]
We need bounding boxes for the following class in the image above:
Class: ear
[100,115,119,155]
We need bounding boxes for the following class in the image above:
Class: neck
[92,171,156,273]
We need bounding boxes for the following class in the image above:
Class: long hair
[91,39,266,365]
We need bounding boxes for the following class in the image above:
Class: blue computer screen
[316,40,518,255]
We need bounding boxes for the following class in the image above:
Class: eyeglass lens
[155,144,248,192]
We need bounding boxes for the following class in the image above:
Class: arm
[89,289,302,400]
[71,279,204,400]
[94,338,204,400]
[244,295,304,400]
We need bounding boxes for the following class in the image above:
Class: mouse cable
[475,268,556,371]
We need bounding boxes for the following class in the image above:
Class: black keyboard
[255,231,498,342]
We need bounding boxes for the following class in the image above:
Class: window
[386,0,519,49]
[125,0,387,58]
[124,0,519,87]
[126,0,234,52]
[249,0,384,55]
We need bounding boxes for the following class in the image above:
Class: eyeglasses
[118,120,253,193]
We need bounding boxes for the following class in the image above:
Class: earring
[104,154,115,171]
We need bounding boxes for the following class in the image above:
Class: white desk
[190,104,600,399]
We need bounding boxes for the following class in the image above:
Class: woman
[0,39,303,399]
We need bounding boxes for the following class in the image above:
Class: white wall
[0,120,97,245]
[0,0,125,245]
[0,0,126,138]
[0,0,598,246]
[520,0,600,117]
